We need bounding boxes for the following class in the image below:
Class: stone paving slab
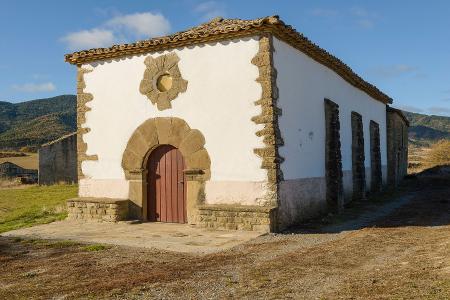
[1,220,263,254]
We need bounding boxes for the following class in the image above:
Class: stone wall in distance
[39,133,77,185]
[387,108,409,186]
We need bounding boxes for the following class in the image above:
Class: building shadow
[282,165,450,234]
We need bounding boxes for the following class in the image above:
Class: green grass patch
[0,184,77,233]
[20,239,80,249]
[82,244,109,252]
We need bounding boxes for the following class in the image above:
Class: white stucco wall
[79,37,267,203]
[274,37,388,182]
[273,37,388,224]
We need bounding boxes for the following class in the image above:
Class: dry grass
[409,140,450,174]
[426,140,450,167]
[0,172,449,299]
[0,151,26,158]
[0,178,24,188]
[408,145,430,173]
[0,152,38,169]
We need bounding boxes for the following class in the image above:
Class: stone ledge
[67,197,130,222]
[196,204,277,232]
[67,197,129,205]
[197,204,275,213]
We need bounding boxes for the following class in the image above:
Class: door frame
[121,117,211,223]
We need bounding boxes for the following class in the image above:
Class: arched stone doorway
[121,117,211,223]
[147,145,187,223]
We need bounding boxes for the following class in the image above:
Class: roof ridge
[64,16,280,64]
[64,15,392,104]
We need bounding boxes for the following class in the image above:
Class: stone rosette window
[139,53,188,110]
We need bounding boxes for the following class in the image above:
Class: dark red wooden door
[147,145,187,223]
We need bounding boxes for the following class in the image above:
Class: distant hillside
[0,94,447,151]
[0,95,76,150]
[402,111,450,146]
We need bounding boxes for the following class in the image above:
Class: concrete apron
[1,221,264,254]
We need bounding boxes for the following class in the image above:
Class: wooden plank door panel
[147,145,186,223]
[160,148,167,222]
[171,149,178,223]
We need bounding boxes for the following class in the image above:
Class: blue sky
[1,0,449,116]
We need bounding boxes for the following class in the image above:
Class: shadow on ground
[284,165,450,234]
[1,166,449,299]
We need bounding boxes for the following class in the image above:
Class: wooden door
[147,145,187,223]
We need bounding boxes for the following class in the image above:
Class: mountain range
[403,111,450,146]
[0,95,448,150]
[0,95,76,150]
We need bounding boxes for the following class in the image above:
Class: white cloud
[309,8,339,17]
[398,104,450,116]
[396,105,424,113]
[106,12,170,38]
[61,11,171,50]
[32,74,49,80]
[12,82,56,93]
[350,7,378,29]
[351,7,370,17]
[309,6,378,29]
[443,90,450,101]
[369,64,418,78]
[194,1,226,21]
[428,106,450,115]
[61,29,115,50]
[357,19,374,29]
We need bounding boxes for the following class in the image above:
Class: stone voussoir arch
[122,117,211,181]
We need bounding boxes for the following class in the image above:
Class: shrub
[82,244,109,252]
[426,140,450,167]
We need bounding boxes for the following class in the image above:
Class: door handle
[178,181,184,184]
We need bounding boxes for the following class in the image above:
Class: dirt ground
[1,172,449,299]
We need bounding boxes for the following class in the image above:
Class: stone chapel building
[65,16,408,232]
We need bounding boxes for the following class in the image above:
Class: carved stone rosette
[251,34,284,206]
[77,67,98,180]
[139,53,188,110]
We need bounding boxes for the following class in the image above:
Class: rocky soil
[1,170,449,299]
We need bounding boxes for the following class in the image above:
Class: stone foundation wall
[67,198,129,222]
[278,177,327,230]
[196,205,276,232]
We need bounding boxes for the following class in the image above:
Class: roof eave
[65,16,393,105]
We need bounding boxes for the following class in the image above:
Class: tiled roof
[65,16,392,104]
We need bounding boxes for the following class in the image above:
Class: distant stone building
[0,161,37,183]
[64,16,407,231]
[387,107,409,185]
[39,133,77,185]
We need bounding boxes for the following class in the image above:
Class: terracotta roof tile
[65,16,392,104]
